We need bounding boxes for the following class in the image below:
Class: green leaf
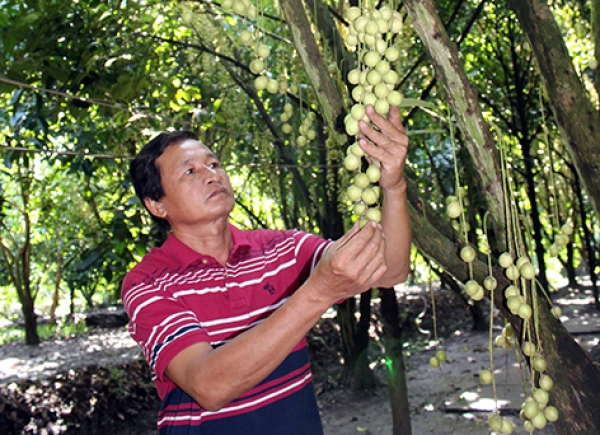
[76,251,102,271]
[21,12,40,25]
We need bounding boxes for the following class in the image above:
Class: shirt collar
[162,223,251,268]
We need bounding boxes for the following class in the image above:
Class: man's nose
[203,165,219,181]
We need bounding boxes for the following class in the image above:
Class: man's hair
[130,130,198,230]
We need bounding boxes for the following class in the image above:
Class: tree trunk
[379,287,412,435]
[68,280,76,319]
[507,0,600,221]
[536,296,600,434]
[279,0,346,144]
[403,0,508,250]
[20,175,39,346]
[591,0,600,98]
[49,235,62,324]
[564,241,578,288]
[22,297,39,346]
[574,167,599,308]
[337,293,377,389]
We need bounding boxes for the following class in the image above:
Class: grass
[0,318,89,346]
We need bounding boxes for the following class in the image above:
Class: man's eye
[209,162,220,169]
[185,168,193,174]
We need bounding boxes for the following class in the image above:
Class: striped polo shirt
[121,224,331,434]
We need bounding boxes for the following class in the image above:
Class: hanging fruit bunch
[432,95,569,435]
[342,5,405,225]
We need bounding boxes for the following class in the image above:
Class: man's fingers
[332,220,362,250]
[333,220,381,260]
[361,105,406,144]
[359,119,386,148]
[348,226,387,287]
[388,105,404,132]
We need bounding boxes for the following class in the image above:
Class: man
[122,104,411,434]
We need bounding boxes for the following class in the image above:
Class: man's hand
[305,220,387,305]
[357,105,408,192]
[354,104,411,289]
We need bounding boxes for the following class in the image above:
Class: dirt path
[319,330,558,435]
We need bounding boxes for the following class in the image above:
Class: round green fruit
[532,355,548,372]
[488,415,502,431]
[366,208,381,222]
[465,280,479,296]
[479,369,493,385]
[500,419,513,434]
[429,356,440,369]
[446,201,462,219]
[498,252,513,268]
[435,350,447,362]
[346,184,363,202]
[539,374,553,391]
[366,165,381,183]
[483,276,497,291]
[354,173,370,189]
[518,303,532,320]
[522,341,536,357]
[362,188,378,205]
[531,412,547,429]
[344,154,361,171]
[460,245,476,263]
[544,405,559,422]
[182,10,194,24]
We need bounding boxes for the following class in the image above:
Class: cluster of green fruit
[497,252,561,318]
[251,42,289,96]
[279,103,316,146]
[519,367,559,431]
[494,323,514,350]
[548,222,572,257]
[479,330,558,432]
[218,2,315,146]
[497,253,536,320]
[343,6,403,137]
[428,349,447,369]
[295,112,317,147]
[342,5,404,224]
[344,160,382,224]
[221,0,258,18]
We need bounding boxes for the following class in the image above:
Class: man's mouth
[208,186,228,199]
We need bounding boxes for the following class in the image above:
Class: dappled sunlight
[552,285,600,335]
[0,329,141,383]
[452,391,511,412]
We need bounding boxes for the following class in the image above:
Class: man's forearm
[175,282,331,411]
[379,180,412,287]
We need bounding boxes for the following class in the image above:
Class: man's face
[148,140,235,229]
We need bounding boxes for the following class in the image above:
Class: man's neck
[172,219,233,266]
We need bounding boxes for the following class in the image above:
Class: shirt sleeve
[290,230,332,283]
[121,269,209,396]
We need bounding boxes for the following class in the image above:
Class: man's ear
[144,197,167,219]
